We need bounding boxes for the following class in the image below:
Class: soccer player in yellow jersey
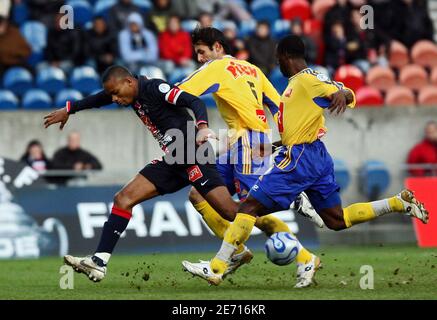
[178,28,321,287]
[207,35,429,287]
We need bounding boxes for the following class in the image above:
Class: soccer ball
[264,232,300,266]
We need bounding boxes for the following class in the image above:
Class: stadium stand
[70,66,101,95]
[0,90,19,110]
[55,88,84,106]
[355,86,384,107]
[385,86,416,107]
[2,67,33,96]
[36,66,67,95]
[22,89,52,109]
[399,64,428,91]
[359,160,391,201]
[333,159,350,193]
[334,65,364,93]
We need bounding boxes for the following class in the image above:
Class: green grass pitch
[1,245,437,300]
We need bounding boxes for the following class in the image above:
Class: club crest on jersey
[187,165,203,182]
[256,109,267,122]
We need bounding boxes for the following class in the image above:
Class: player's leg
[64,173,160,281]
[315,190,429,231]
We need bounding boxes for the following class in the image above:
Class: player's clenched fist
[43,107,70,130]
[196,125,218,146]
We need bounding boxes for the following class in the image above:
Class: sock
[211,213,256,274]
[194,200,244,254]
[256,215,313,264]
[343,202,376,228]
[94,206,132,265]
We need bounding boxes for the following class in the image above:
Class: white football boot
[293,192,325,228]
[396,189,429,224]
[294,254,322,288]
[182,260,223,286]
[64,255,107,282]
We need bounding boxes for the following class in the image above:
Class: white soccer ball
[264,232,300,266]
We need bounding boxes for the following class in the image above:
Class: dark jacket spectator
[0,16,31,74]
[246,21,276,75]
[149,0,174,33]
[45,13,83,67]
[290,19,317,65]
[391,0,434,48]
[323,0,353,42]
[223,25,248,60]
[108,0,147,32]
[158,15,193,66]
[27,0,64,26]
[407,121,437,177]
[85,17,118,73]
[325,21,347,73]
[51,131,102,171]
[20,140,51,173]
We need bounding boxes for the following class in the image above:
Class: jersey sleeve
[176,61,221,97]
[304,73,356,109]
[260,71,281,118]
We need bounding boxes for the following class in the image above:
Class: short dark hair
[191,26,231,54]
[277,35,306,59]
[101,65,133,83]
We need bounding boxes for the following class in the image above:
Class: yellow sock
[255,215,290,236]
[256,215,313,264]
[193,201,244,254]
[211,213,256,274]
[343,203,376,228]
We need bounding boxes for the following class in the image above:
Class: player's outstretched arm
[43,91,113,130]
[328,89,354,115]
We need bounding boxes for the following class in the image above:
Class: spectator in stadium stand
[196,0,252,22]
[158,15,196,75]
[223,24,248,60]
[108,0,148,32]
[149,0,174,33]
[391,0,434,48]
[0,15,31,76]
[85,16,118,74]
[290,18,317,66]
[407,121,437,177]
[324,21,347,76]
[345,9,371,73]
[45,13,83,74]
[246,21,276,75]
[27,0,64,27]
[118,12,158,74]
[170,0,202,20]
[51,131,102,185]
[20,140,51,173]
[369,0,395,53]
[323,0,353,42]
[198,12,214,28]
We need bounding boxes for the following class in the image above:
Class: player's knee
[114,190,135,210]
[238,197,261,216]
[188,187,203,205]
[323,211,347,231]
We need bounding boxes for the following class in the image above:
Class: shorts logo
[187,165,203,182]
[256,109,267,122]
[234,179,241,194]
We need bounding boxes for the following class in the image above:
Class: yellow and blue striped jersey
[176,55,280,144]
[277,68,356,146]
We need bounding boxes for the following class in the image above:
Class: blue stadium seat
[272,19,291,40]
[0,90,19,110]
[200,94,216,108]
[139,66,166,80]
[133,0,152,13]
[22,89,52,109]
[67,0,93,26]
[250,0,280,24]
[359,160,391,200]
[20,21,47,66]
[181,20,199,33]
[238,20,257,38]
[36,66,67,95]
[168,68,191,85]
[12,2,29,26]
[55,89,84,106]
[333,159,350,193]
[70,66,101,95]
[3,67,33,96]
[268,67,288,93]
[94,0,116,19]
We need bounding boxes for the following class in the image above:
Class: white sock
[94,252,111,265]
[371,199,392,216]
[215,241,236,263]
